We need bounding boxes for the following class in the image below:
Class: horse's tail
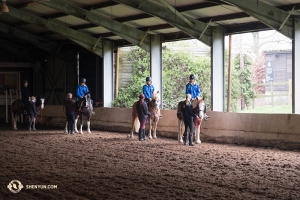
[176,101,183,120]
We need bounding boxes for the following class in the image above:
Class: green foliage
[111,47,150,108]
[162,48,211,109]
[112,45,211,110]
[228,54,254,111]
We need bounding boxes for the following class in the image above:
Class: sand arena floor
[0,124,300,200]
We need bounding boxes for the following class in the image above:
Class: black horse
[64,92,94,134]
[11,96,45,130]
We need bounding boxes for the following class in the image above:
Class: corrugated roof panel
[80,26,110,35]
[183,5,242,19]
[95,4,144,19]
[217,17,258,26]
[150,27,181,34]
[21,4,59,16]
[124,17,167,28]
[52,15,90,27]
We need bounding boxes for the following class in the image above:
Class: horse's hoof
[179,139,183,144]
[153,136,157,139]
[196,140,201,144]
[149,136,152,139]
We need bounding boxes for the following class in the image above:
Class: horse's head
[192,97,205,119]
[35,96,45,109]
[151,91,160,108]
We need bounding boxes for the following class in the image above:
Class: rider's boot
[142,129,146,141]
[138,128,143,141]
[189,132,195,146]
[183,132,188,146]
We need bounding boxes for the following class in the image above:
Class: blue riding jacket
[76,84,89,98]
[185,82,201,98]
[143,84,155,99]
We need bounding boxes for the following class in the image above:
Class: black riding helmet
[190,74,196,80]
[146,77,152,82]
[80,78,86,84]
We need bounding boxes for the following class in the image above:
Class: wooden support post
[19,90,23,123]
[115,47,120,97]
[288,79,292,106]
[5,90,8,123]
[227,35,232,112]
[271,82,274,106]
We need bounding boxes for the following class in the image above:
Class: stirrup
[204,114,210,121]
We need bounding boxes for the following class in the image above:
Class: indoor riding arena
[1,108,300,199]
[1,0,300,200]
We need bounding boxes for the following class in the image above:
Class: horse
[64,92,94,134]
[11,96,45,130]
[129,91,161,139]
[176,97,205,144]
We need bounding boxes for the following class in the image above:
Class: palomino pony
[65,92,94,134]
[176,97,205,144]
[11,96,45,130]
[129,91,160,139]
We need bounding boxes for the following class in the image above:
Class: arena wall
[39,106,300,150]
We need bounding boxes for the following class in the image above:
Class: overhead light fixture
[0,0,9,14]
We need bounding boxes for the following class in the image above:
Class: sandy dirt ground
[0,123,300,200]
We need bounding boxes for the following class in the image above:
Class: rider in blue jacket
[143,77,155,104]
[76,78,89,111]
[186,74,209,120]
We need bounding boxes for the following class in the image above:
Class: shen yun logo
[7,180,24,193]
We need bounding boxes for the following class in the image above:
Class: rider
[143,77,155,105]
[143,76,162,117]
[185,74,209,120]
[21,79,32,114]
[76,78,89,111]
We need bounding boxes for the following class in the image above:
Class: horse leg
[64,121,68,133]
[12,113,17,130]
[79,115,83,134]
[196,121,202,144]
[148,120,153,139]
[74,115,79,133]
[178,119,183,143]
[129,117,138,138]
[87,117,91,134]
[32,117,36,130]
[153,120,158,139]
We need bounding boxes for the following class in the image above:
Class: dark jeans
[183,119,194,145]
[28,114,35,129]
[66,112,75,133]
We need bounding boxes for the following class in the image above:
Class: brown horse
[11,96,45,130]
[176,97,205,144]
[129,91,160,139]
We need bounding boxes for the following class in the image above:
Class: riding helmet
[80,78,86,84]
[23,79,28,84]
[146,77,152,82]
[190,74,196,80]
